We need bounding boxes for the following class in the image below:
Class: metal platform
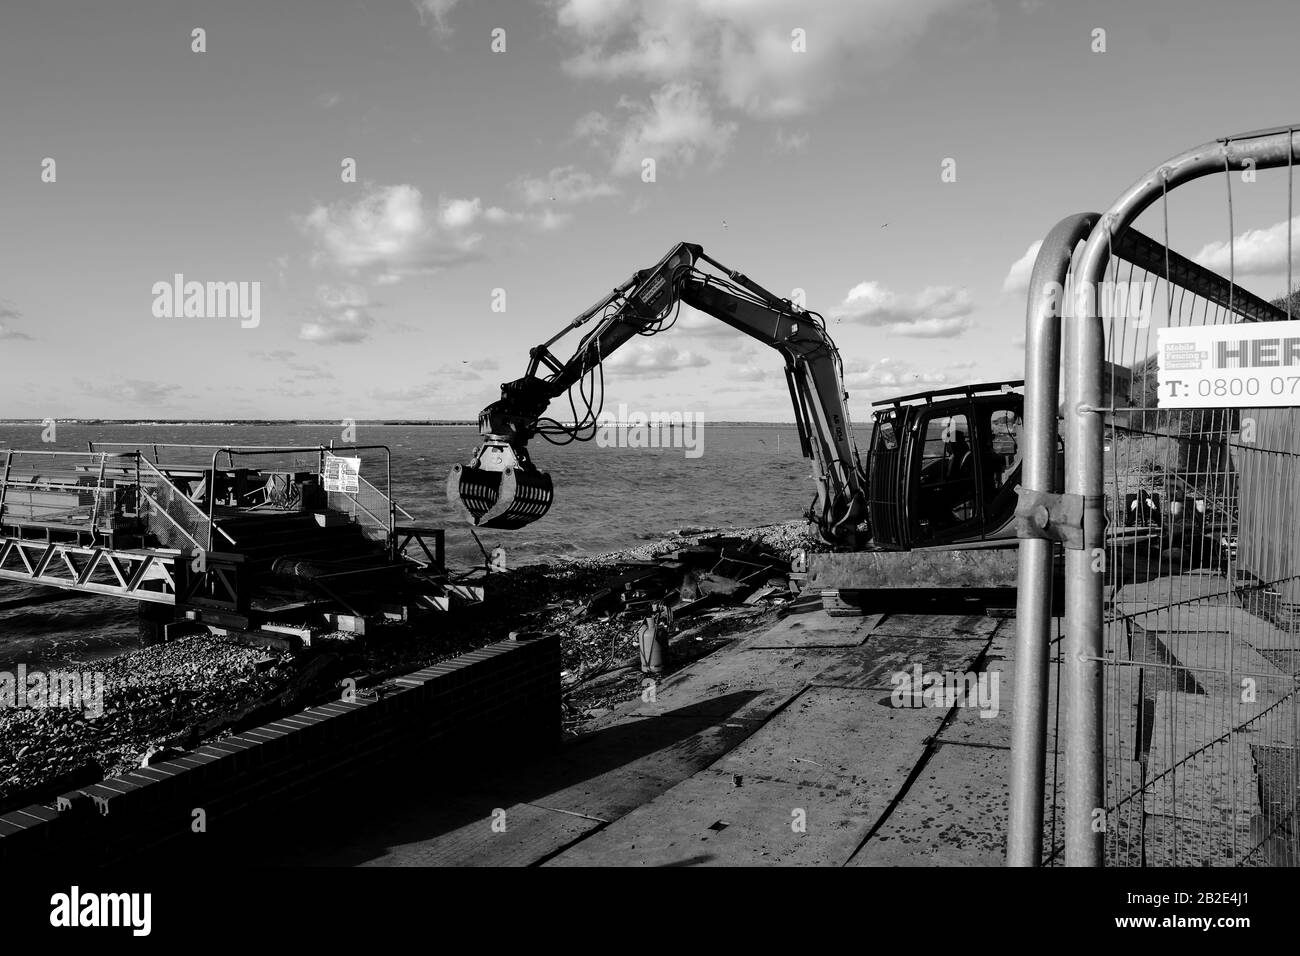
[0,443,461,631]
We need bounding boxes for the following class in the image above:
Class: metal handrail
[1008,212,1099,867]
[206,444,396,544]
[137,455,235,550]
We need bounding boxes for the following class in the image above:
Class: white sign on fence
[322,454,361,493]
[1156,320,1300,408]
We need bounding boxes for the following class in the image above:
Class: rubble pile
[0,521,815,810]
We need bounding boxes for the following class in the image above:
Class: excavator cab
[866,382,1024,550]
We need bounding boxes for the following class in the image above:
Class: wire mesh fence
[1099,273,1300,866]
[136,456,212,552]
[1024,127,1300,867]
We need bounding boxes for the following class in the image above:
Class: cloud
[772,128,810,154]
[831,280,975,337]
[513,166,620,205]
[483,205,573,232]
[412,0,462,38]
[467,357,500,371]
[1002,239,1043,294]
[729,364,767,382]
[298,184,569,282]
[841,358,962,397]
[79,379,183,406]
[604,341,710,377]
[316,92,342,110]
[0,300,30,339]
[369,377,497,406]
[552,0,972,118]
[574,110,612,143]
[674,308,752,340]
[298,184,486,282]
[1193,216,1300,278]
[250,349,297,362]
[299,284,377,345]
[585,82,737,176]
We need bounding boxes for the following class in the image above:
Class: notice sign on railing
[1157,320,1300,408]
[322,454,361,493]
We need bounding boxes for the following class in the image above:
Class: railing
[136,456,230,551]
[4,443,410,556]
[0,449,136,538]
[206,444,402,550]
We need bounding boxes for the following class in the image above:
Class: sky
[1,0,1299,421]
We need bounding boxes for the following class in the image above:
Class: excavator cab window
[908,393,1024,545]
[974,401,1025,535]
[915,412,980,540]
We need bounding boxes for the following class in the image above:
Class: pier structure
[0,443,459,637]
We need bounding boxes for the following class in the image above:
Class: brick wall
[0,633,559,864]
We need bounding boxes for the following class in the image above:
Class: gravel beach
[0,520,819,809]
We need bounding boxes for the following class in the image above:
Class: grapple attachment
[446,441,554,530]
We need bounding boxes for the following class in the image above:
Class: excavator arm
[446,242,868,547]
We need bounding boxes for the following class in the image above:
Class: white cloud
[831,280,975,337]
[439,197,482,229]
[483,205,574,231]
[552,0,972,118]
[299,284,377,345]
[604,341,710,377]
[298,184,567,283]
[574,110,613,143]
[674,307,751,340]
[773,128,810,154]
[1193,216,1300,278]
[587,82,737,176]
[413,0,462,38]
[1002,239,1043,294]
[729,364,767,382]
[513,166,620,205]
[298,184,485,282]
[841,358,962,397]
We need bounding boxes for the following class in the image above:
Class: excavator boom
[447,242,868,546]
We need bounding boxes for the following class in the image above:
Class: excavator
[445,228,1268,607]
[446,241,1027,557]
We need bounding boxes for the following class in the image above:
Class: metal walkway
[0,443,452,629]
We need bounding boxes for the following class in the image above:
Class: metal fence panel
[1036,126,1300,866]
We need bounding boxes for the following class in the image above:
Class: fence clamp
[1014,485,1106,550]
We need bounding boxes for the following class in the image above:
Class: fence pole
[1064,215,1111,867]
[0,449,12,524]
[1009,212,1097,866]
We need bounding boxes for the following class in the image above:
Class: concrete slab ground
[269,593,1026,866]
